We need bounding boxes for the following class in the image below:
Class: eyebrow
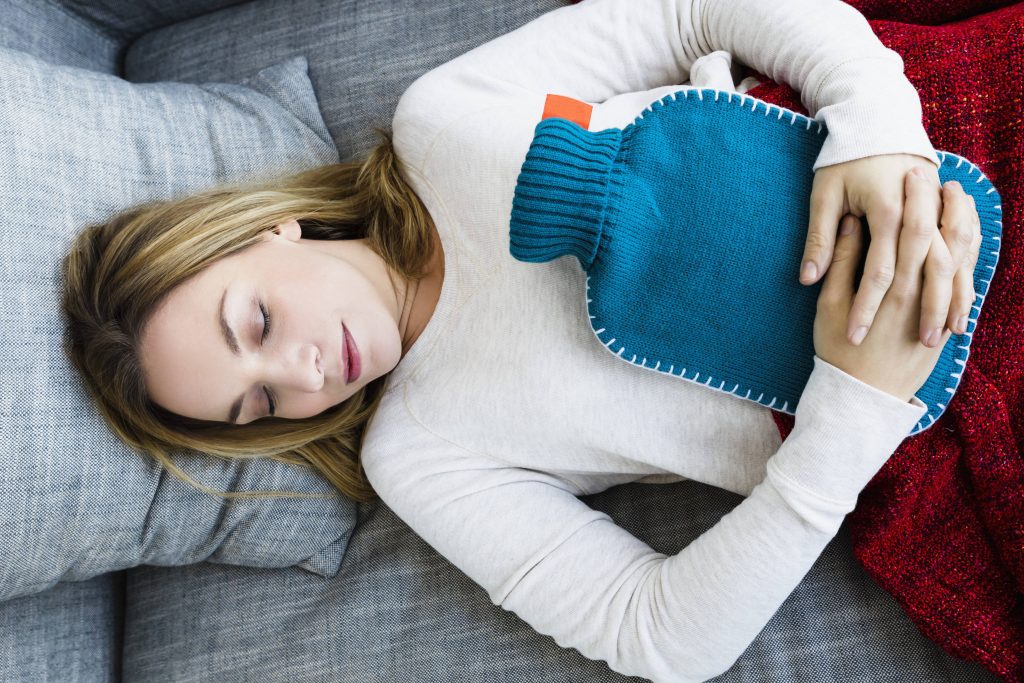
[218,287,245,424]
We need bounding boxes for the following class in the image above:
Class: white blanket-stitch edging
[585,87,1003,435]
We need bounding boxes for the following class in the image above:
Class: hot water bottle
[509,88,1003,435]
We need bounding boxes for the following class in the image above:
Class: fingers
[919,228,955,346]
[801,172,844,285]
[902,167,950,346]
[938,181,981,335]
[952,229,982,334]
[845,189,907,346]
[920,180,981,345]
[819,214,863,304]
[806,163,982,350]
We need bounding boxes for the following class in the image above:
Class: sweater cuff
[810,59,940,171]
[766,355,927,525]
[508,118,622,270]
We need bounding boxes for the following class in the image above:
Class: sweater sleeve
[361,355,928,683]
[395,0,938,175]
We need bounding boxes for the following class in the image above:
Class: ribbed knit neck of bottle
[509,118,623,270]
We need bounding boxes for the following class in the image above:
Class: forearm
[697,0,939,169]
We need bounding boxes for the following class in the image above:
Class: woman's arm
[395,0,937,173]
[698,0,939,171]
[362,356,927,683]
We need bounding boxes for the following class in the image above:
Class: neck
[397,227,444,356]
[398,275,420,355]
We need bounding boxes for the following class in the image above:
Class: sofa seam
[45,0,122,45]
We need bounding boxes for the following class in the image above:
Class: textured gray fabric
[0,0,122,72]
[121,481,999,682]
[0,48,354,604]
[0,572,122,682]
[60,0,248,41]
[124,0,570,162]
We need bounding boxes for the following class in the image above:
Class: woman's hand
[800,153,982,348]
[813,214,952,403]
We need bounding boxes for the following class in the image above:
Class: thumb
[819,215,863,303]
[802,176,846,285]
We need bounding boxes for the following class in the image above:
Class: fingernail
[912,167,927,179]
[957,315,968,334]
[926,328,940,347]
[850,325,867,345]
[801,261,817,282]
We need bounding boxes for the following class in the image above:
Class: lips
[343,323,360,384]
[341,323,349,384]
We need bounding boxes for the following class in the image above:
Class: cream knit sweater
[362,1,935,680]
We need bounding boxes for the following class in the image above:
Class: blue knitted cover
[508,88,1003,435]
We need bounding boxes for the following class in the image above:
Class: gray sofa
[0,1,1003,681]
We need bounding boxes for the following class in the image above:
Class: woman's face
[139,219,407,424]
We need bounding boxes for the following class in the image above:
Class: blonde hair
[60,128,436,504]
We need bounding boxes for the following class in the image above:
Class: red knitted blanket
[760,3,1022,680]
[563,0,1024,678]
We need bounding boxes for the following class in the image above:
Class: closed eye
[260,301,272,343]
[260,301,276,416]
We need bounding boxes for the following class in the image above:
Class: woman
[60,146,439,504]
[60,0,982,680]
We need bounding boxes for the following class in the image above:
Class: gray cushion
[0,48,356,604]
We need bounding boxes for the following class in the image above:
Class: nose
[265,342,323,394]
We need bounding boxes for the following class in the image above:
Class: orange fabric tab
[542,93,593,129]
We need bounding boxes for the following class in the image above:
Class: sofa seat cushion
[121,0,569,161]
[60,0,249,42]
[120,481,999,682]
[0,571,123,680]
[0,0,122,72]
